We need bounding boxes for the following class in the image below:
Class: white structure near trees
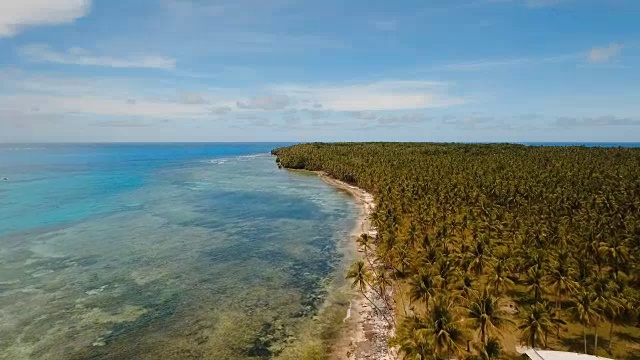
[521,348,616,360]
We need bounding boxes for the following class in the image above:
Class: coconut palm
[346,260,393,326]
[409,272,438,312]
[456,274,477,302]
[522,267,546,303]
[542,301,567,343]
[392,314,432,360]
[606,278,632,352]
[346,260,371,293]
[571,290,600,354]
[428,296,466,359]
[274,142,640,358]
[467,238,493,276]
[471,337,502,360]
[546,260,578,309]
[486,258,515,296]
[357,233,375,267]
[373,268,394,309]
[590,275,622,354]
[603,296,623,354]
[434,257,458,290]
[518,302,553,349]
[465,289,513,344]
[598,237,629,279]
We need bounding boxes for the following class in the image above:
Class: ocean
[0,143,358,360]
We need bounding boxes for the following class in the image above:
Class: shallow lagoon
[0,144,356,359]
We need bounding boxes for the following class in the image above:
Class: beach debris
[343,300,353,322]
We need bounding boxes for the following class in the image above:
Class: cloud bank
[19,45,176,69]
[0,0,91,37]
[588,44,624,63]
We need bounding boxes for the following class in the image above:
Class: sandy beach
[316,173,397,360]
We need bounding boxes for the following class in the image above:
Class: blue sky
[0,0,638,142]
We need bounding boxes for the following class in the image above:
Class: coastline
[314,173,397,360]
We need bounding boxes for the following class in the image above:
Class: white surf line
[343,300,353,323]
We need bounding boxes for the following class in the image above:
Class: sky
[0,0,639,142]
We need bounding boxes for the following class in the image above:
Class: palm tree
[542,301,567,343]
[428,296,466,359]
[467,238,492,276]
[357,233,375,268]
[590,275,621,354]
[523,267,546,303]
[546,260,577,309]
[571,290,600,354]
[603,297,623,354]
[486,258,515,296]
[373,268,394,310]
[472,337,502,360]
[456,274,477,301]
[434,257,458,290]
[346,260,393,326]
[357,232,393,310]
[575,255,593,283]
[465,289,513,344]
[275,142,640,360]
[518,302,553,349]
[606,278,630,353]
[598,237,629,279]
[409,272,438,312]
[392,315,432,360]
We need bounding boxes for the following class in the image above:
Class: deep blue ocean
[0,143,358,360]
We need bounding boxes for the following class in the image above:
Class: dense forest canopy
[272,143,640,360]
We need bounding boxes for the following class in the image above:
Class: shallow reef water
[0,144,356,360]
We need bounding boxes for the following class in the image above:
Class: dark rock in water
[2,177,7,181]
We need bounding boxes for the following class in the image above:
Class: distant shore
[313,173,396,360]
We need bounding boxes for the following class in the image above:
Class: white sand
[318,174,398,360]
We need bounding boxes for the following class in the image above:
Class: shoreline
[315,173,397,360]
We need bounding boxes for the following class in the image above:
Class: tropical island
[272,143,640,360]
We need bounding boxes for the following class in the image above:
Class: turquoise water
[0,144,358,360]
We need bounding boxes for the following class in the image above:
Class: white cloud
[443,114,495,127]
[556,116,640,127]
[436,58,533,71]
[0,0,91,37]
[432,53,581,71]
[272,80,464,111]
[588,44,624,64]
[0,94,210,119]
[236,95,292,110]
[350,111,432,127]
[19,44,176,69]
[0,70,463,126]
[0,70,235,119]
[211,106,233,115]
[428,43,626,72]
[179,92,209,105]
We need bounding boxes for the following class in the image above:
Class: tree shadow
[558,299,574,310]
[615,330,640,345]
[613,331,640,360]
[621,351,640,360]
[506,289,535,307]
[561,333,589,354]
[560,332,640,360]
